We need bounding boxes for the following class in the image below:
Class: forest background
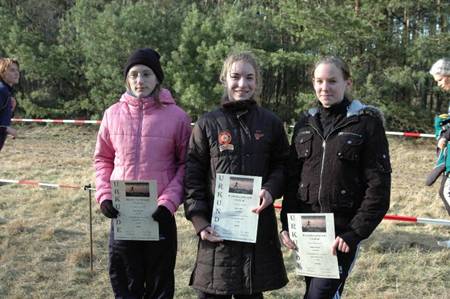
[0,0,449,131]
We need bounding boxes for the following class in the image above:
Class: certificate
[287,213,340,279]
[211,173,262,243]
[111,180,159,241]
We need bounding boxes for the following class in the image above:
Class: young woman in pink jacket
[94,48,192,298]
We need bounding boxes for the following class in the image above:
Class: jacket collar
[0,80,13,93]
[120,88,175,108]
[308,99,366,118]
[222,99,257,113]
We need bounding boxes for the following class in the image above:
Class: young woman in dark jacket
[280,56,391,299]
[184,52,289,298]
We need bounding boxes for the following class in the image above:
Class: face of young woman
[2,63,20,86]
[127,64,158,98]
[433,74,450,91]
[226,60,256,101]
[313,63,351,108]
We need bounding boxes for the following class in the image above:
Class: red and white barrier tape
[12,118,101,125]
[273,203,450,226]
[385,131,434,138]
[383,214,450,226]
[0,178,80,189]
[11,118,436,138]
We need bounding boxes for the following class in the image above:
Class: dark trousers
[0,127,6,151]
[303,247,359,299]
[197,291,263,299]
[438,175,450,215]
[108,216,177,299]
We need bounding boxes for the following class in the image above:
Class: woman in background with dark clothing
[0,57,19,151]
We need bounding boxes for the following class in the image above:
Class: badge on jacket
[254,130,264,140]
[219,130,234,152]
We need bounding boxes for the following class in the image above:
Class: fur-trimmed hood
[307,99,386,127]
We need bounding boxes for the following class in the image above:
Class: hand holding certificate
[211,174,262,243]
[111,180,159,241]
[287,213,340,279]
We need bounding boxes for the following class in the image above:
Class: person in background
[280,56,391,299]
[431,58,450,151]
[94,48,192,298]
[429,58,450,215]
[184,52,289,298]
[0,57,19,151]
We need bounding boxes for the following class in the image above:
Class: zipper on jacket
[337,131,363,138]
[134,101,144,178]
[236,111,251,140]
[309,118,359,212]
[236,111,251,174]
[318,140,326,212]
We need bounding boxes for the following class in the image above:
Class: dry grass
[0,125,449,299]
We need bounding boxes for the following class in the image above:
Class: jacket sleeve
[347,115,391,240]
[94,111,115,204]
[280,121,304,231]
[184,119,212,232]
[157,113,192,214]
[261,117,290,199]
[0,88,11,127]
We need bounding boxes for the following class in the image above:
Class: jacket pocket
[297,181,314,203]
[333,187,355,210]
[336,132,363,161]
[295,130,313,159]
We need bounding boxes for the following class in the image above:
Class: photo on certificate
[125,182,150,198]
[301,215,326,233]
[211,173,262,243]
[228,176,254,195]
[288,213,340,279]
[111,180,159,241]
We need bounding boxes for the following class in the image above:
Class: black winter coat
[184,100,289,295]
[281,99,391,249]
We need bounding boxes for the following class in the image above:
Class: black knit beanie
[124,48,164,83]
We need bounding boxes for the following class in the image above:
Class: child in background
[94,48,191,298]
[0,58,19,151]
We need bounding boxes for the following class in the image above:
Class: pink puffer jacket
[94,88,192,213]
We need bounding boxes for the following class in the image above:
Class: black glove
[152,205,173,236]
[152,205,172,223]
[100,200,119,218]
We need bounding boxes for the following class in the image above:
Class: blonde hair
[312,56,352,100]
[220,52,262,104]
[0,58,19,81]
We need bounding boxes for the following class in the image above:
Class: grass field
[0,125,449,299]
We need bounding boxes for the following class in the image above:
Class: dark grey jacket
[281,99,391,249]
[184,100,289,295]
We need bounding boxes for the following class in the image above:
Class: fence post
[84,184,94,272]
